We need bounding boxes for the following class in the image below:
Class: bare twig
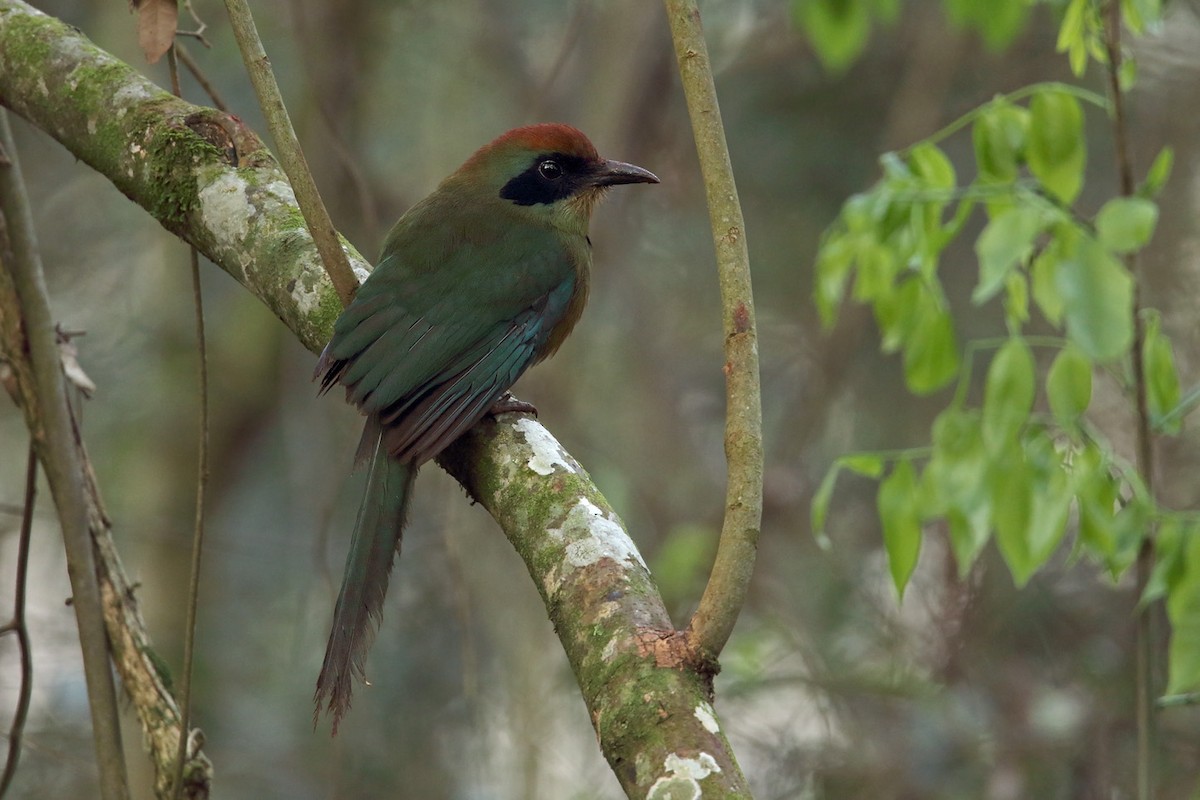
[221,0,359,307]
[0,445,36,799]
[0,108,130,800]
[165,46,211,800]
[662,0,763,659]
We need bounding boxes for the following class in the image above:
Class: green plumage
[313,124,657,732]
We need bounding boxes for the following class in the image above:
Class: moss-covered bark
[0,1,753,796]
[0,0,367,353]
[440,418,751,797]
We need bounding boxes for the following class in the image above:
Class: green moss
[0,8,58,76]
[144,121,225,233]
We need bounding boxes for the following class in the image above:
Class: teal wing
[316,217,582,465]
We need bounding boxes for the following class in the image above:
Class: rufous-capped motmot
[313,123,658,732]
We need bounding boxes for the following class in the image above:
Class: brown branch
[1102,4,1156,799]
[166,46,211,800]
[0,108,131,800]
[662,0,763,660]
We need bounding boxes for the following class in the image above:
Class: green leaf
[1073,443,1119,561]
[973,206,1043,304]
[877,459,921,596]
[898,282,959,394]
[1056,0,1090,76]
[874,275,920,354]
[815,233,854,327]
[982,337,1035,453]
[1046,345,1092,430]
[811,466,840,546]
[1118,58,1137,93]
[1111,496,1151,575]
[990,441,1035,585]
[1139,147,1173,198]
[1025,432,1072,566]
[795,0,872,73]
[1005,271,1029,329]
[1142,517,1184,608]
[904,303,960,394]
[1056,232,1134,361]
[923,408,991,571]
[1030,242,1064,325]
[944,0,1030,49]
[1095,196,1159,254]
[909,141,956,190]
[812,454,887,546]
[1028,90,1086,204]
[973,103,1029,183]
[1167,528,1200,694]
[851,241,899,302]
[839,453,886,478]
[1143,310,1182,434]
[1122,0,1162,34]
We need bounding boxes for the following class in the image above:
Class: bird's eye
[537,159,563,181]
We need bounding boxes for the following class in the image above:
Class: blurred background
[3,0,1200,797]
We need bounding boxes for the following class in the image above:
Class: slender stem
[221,0,359,307]
[0,445,36,798]
[1103,5,1155,799]
[0,110,130,800]
[895,81,1110,158]
[167,46,211,800]
[663,0,764,658]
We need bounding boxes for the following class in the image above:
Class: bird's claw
[490,392,538,417]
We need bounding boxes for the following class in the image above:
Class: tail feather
[314,432,415,734]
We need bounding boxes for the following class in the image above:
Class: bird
[312,123,658,733]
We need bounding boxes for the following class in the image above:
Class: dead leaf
[133,0,178,65]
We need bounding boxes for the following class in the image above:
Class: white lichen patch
[198,172,252,251]
[694,703,720,735]
[113,81,158,109]
[602,637,618,662]
[560,498,648,573]
[646,752,722,800]
[517,417,573,476]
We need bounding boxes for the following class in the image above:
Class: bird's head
[451,123,659,234]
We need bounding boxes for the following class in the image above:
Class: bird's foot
[490,392,538,417]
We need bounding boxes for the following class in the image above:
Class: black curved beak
[592,159,660,187]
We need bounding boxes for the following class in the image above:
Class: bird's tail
[314,431,416,734]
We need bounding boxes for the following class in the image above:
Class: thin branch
[0,444,36,799]
[166,46,210,800]
[221,0,359,307]
[662,0,763,659]
[1102,5,1155,800]
[0,108,130,800]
